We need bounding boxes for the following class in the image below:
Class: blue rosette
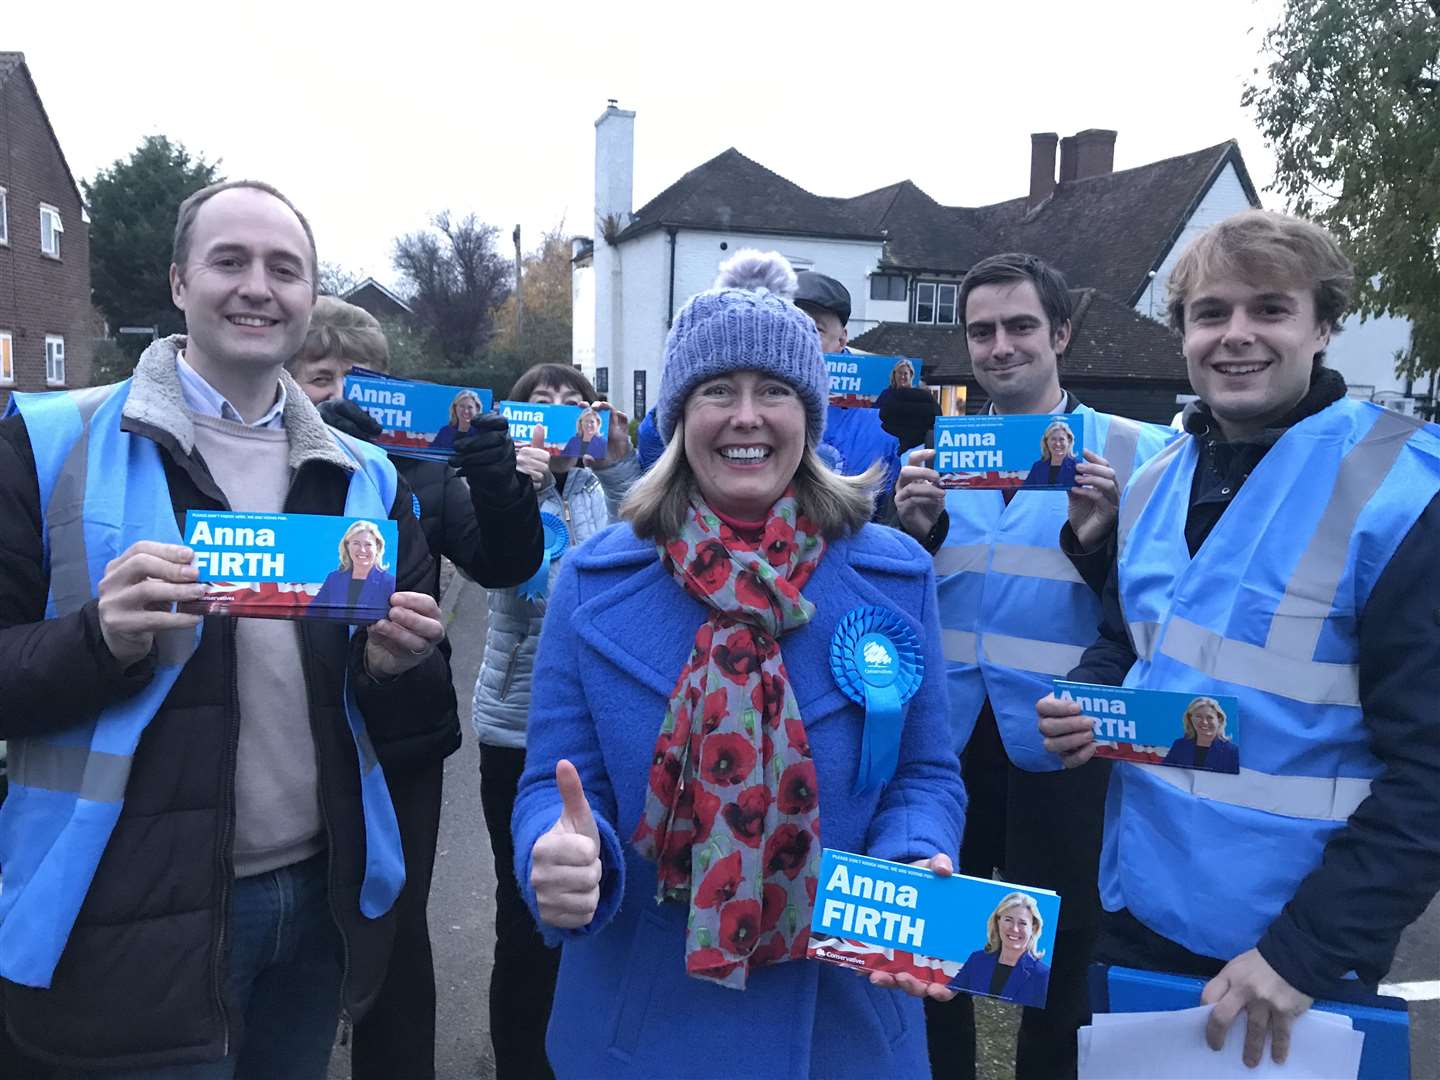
[516,512,570,601]
[829,605,924,794]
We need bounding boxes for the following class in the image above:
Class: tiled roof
[0,52,24,84]
[615,148,885,243]
[850,289,1188,386]
[615,138,1258,308]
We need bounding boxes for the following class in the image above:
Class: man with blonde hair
[1040,209,1440,1068]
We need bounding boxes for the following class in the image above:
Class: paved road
[331,578,1438,1080]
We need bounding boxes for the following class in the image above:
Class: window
[633,370,647,418]
[40,205,63,258]
[870,274,906,302]
[45,336,65,386]
[914,281,959,325]
[0,188,8,245]
[595,366,609,394]
[0,332,12,385]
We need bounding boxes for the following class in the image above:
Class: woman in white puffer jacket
[471,362,638,1080]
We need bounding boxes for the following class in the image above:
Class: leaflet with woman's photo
[807,849,1061,1008]
[497,400,610,460]
[1052,680,1242,774]
[825,353,924,408]
[934,413,1082,490]
[344,375,494,458]
[177,510,399,625]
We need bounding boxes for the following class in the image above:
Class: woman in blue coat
[947,892,1052,1008]
[1021,418,1078,489]
[312,519,396,620]
[512,250,967,1079]
[1161,696,1240,772]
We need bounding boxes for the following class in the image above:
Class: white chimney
[595,101,636,236]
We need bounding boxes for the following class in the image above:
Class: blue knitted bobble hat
[655,250,828,445]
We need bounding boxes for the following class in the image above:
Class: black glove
[449,413,525,504]
[317,398,384,442]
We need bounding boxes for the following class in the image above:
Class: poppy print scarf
[632,492,826,989]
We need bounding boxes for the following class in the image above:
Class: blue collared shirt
[175,352,287,429]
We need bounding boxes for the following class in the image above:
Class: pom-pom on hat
[655,250,828,445]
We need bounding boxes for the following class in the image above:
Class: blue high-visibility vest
[1103,399,1440,961]
[936,404,1173,770]
[0,381,407,988]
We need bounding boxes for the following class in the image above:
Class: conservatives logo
[863,641,892,667]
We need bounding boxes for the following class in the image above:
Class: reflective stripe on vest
[0,383,406,988]
[1104,398,1440,962]
[935,404,1174,767]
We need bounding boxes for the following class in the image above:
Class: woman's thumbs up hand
[530,759,602,929]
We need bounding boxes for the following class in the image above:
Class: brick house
[0,52,93,407]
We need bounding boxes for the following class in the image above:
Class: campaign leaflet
[1052,681,1242,774]
[807,849,1062,1008]
[496,401,611,460]
[177,510,400,625]
[344,375,494,459]
[934,413,1083,490]
[825,353,923,408]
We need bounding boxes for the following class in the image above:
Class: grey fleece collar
[124,335,356,475]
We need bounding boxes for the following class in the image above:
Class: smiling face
[682,371,807,521]
[997,906,1034,954]
[579,411,600,439]
[1183,279,1329,440]
[1188,702,1223,744]
[170,187,315,377]
[1044,425,1073,461]
[455,395,479,427]
[965,281,1069,413]
[347,530,377,575]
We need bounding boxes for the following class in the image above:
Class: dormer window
[915,281,958,325]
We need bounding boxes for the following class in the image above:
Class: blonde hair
[1166,210,1354,350]
[448,390,484,428]
[621,420,882,542]
[889,360,915,389]
[291,296,390,373]
[1182,697,1228,741]
[984,892,1045,960]
[337,520,389,573]
[1039,419,1075,459]
[577,407,600,434]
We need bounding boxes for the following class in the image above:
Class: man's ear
[1052,319,1072,359]
[838,325,849,351]
[170,263,185,311]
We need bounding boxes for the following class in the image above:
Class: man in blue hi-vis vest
[1040,210,1440,1070]
[0,181,453,1077]
[893,253,1173,1080]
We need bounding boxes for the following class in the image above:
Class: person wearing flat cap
[795,272,903,504]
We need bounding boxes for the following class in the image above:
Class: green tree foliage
[492,225,575,371]
[1245,0,1440,377]
[83,136,222,339]
[391,212,511,367]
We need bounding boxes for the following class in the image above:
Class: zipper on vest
[214,619,241,1057]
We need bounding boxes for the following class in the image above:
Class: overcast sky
[14,0,1283,290]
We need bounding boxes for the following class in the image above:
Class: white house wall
[590,229,884,419]
[1135,162,1254,323]
[1324,308,1415,400]
[571,259,595,371]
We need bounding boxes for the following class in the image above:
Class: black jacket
[0,354,453,1071]
[1064,370,1440,997]
[377,456,541,772]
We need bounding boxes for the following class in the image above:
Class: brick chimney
[1028,132,1058,212]
[1058,135,1078,182]
[1072,129,1117,179]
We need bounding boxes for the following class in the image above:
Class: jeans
[72,852,344,1080]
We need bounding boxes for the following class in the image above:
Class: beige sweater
[191,414,323,877]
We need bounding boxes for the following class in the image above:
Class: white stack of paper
[1078,1005,1365,1079]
